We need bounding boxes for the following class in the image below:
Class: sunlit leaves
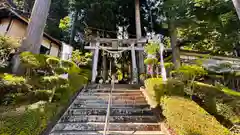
[59,16,70,31]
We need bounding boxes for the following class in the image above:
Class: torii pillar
[91,41,100,83]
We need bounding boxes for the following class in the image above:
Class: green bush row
[144,78,240,134]
[0,51,89,104]
[192,82,240,124]
[0,70,88,135]
[144,78,184,106]
[161,96,231,135]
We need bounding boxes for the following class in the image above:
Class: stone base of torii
[84,38,147,84]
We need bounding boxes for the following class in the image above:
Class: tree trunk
[12,0,51,74]
[69,10,78,47]
[135,0,145,76]
[135,0,142,39]
[232,0,240,21]
[169,20,181,69]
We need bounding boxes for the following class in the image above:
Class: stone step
[52,122,161,131]
[77,95,145,101]
[66,108,154,116]
[71,103,149,109]
[50,130,165,135]
[78,93,143,97]
[48,85,164,135]
[83,89,142,93]
[75,98,146,102]
[60,115,158,123]
[73,100,147,105]
[98,84,141,89]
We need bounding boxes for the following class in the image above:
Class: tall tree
[161,0,192,68]
[135,0,145,75]
[232,0,240,20]
[45,0,69,39]
[12,0,51,73]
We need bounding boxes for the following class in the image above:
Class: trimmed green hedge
[161,96,231,135]
[0,74,86,135]
[192,82,240,124]
[144,78,184,106]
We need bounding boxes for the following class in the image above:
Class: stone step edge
[61,115,157,117]
[72,103,148,106]
[70,106,149,109]
[76,96,145,99]
[54,122,161,125]
[50,130,165,135]
[58,119,158,124]
[67,108,152,111]
[85,89,141,91]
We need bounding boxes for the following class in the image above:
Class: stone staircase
[48,84,164,135]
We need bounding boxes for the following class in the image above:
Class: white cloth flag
[160,43,167,81]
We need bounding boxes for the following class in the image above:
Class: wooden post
[12,0,51,73]
[135,0,145,75]
[232,0,240,21]
[91,42,100,83]
[131,43,138,83]
[102,52,107,81]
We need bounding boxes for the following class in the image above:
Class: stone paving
[49,84,164,135]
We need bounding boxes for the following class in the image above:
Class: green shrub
[0,36,19,68]
[144,42,159,55]
[192,82,221,98]
[144,78,184,106]
[221,87,240,97]
[216,103,240,124]
[61,60,74,69]
[41,75,68,89]
[20,52,41,69]
[172,64,207,81]
[71,50,92,67]
[161,96,231,135]
[20,52,51,76]
[2,93,30,105]
[164,62,174,69]
[163,62,174,78]
[41,75,68,102]
[2,73,26,86]
[0,103,60,135]
[69,74,87,90]
[0,74,31,104]
[46,57,60,69]
[54,67,67,75]
[0,73,30,94]
[192,82,223,114]
[192,82,240,124]
[144,58,158,65]
[33,90,52,101]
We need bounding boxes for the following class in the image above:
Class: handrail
[103,75,114,135]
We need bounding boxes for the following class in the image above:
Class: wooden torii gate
[85,38,146,83]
